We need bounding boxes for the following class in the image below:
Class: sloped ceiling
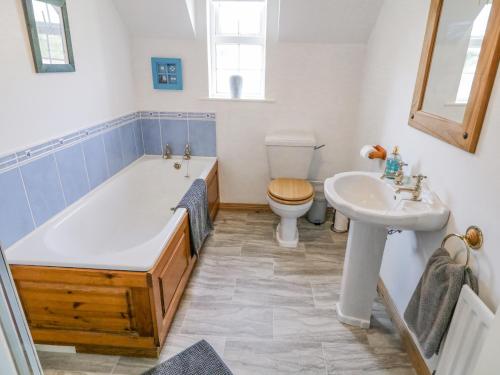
[278,0,384,43]
[113,0,383,44]
[112,0,196,39]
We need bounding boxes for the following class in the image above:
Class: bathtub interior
[6,156,216,271]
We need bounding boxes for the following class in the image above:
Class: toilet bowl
[267,178,314,247]
[265,130,317,247]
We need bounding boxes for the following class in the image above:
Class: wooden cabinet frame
[409,0,500,153]
[10,162,220,357]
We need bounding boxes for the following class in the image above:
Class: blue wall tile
[161,119,188,156]
[103,128,124,176]
[133,120,145,156]
[189,121,217,157]
[20,155,66,227]
[0,168,35,247]
[82,135,109,190]
[141,119,162,155]
[120,123,139,166]
[55,144,90,206]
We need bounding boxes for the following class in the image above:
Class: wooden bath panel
[10,161,220,357]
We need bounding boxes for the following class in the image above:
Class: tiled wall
[0,111,216,248]
[139,112,216,157]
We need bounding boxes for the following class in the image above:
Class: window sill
[200,97,276,103]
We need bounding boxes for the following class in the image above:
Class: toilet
[265,131,316,247]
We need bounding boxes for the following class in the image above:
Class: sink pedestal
[337,221,387,328]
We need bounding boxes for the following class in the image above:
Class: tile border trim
[0,111,216,174]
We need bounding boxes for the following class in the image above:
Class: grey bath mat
[142,340,233,375]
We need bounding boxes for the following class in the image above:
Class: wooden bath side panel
[149,212,193,347]
[11,266,159,356]
[207,160,220,222]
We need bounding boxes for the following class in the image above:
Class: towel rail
[441,226,483,267]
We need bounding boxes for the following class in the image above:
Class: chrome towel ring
[441,226,484,267]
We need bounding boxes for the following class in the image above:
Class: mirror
[409,0,499,153]
[21,0,75,73]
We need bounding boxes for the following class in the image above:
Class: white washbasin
[323,171,449,329]
[324,172,449,231]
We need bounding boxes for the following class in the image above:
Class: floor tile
[224,339,327,375]
[194,255,275,280]
[38,351,118,373]
[274,258,343,279]
[202,245,242,256]
[160,334,226,361]
[273,307,364,343]
[322,340,412,374]
[233,277,315,307]
[241,239,306,259]
[183,274,236,302]
[180,302,273,339]
[112,356,159,375]
[311,278,342,308]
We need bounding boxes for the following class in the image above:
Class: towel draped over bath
[404,248,478,359]
[176,179,213,257]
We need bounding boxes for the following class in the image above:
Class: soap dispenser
[384,146,402,179]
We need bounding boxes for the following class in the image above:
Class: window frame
[207,0,267,99]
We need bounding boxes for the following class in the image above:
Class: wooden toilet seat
[268,178,314,205]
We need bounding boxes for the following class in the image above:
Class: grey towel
[143,340,233,375]
[404,248,478,358]
[177,179,213,257]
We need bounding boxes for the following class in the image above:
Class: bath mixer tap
[183,144,191,160]
[395,174,427,201]
[163,144,172,159]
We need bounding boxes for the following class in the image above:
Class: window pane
[239,70,263,95]
[240,45,263,70]
[238,2,264,35]
[216,69,239,94]
[216,44,239,70]
[216,1,264,36]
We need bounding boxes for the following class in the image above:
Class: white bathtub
[6,156,217,271]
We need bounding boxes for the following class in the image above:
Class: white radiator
[435,285,494,375]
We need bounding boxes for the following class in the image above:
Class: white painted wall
[0,0,136,155]
[352,0,500,368]
[132,33,365,203]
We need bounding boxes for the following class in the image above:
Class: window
[455,3,492,104]
[207,0,267,99]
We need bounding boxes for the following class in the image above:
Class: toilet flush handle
[314,144,326,150]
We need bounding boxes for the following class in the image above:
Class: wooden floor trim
[219,202,271,211]
[377,278,431,375]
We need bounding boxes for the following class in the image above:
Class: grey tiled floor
[39,210,415,375]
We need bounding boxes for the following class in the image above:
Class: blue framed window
[151,58,183,90]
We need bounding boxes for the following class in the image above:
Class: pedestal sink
[324,172,449,328]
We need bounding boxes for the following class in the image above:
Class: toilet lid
[268,178,314,202]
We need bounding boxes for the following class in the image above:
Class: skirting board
[377,278,431,375]
[219,203,271,211]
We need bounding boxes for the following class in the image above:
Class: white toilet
[265,131,316,247]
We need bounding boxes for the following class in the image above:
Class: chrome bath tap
[395,174,427,201]
[183,144,192,160]
[163,144,172,159]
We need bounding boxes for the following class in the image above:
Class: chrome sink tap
[395,174,427,201]
[163,144,172,159]
[183,144,191,160]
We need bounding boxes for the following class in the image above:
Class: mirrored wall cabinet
[22,0,75,73]
[410,0,500,153]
